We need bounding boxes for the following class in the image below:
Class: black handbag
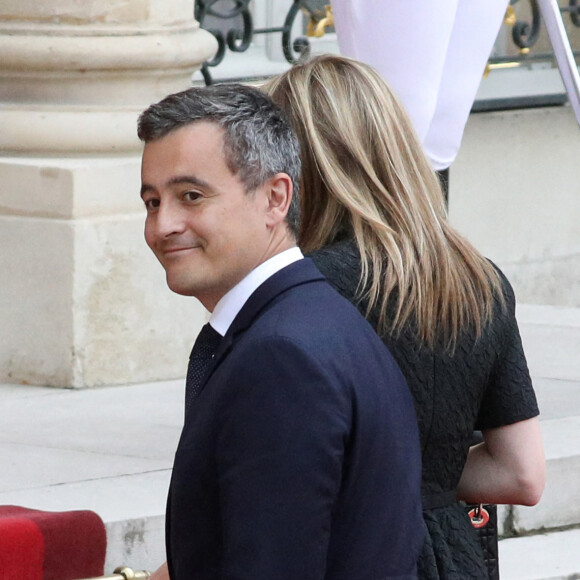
[466,503,499,580]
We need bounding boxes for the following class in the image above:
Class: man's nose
[155,201,186,238]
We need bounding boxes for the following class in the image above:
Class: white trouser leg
[330,0,458,143]
[330,0,508,169]
[423,0,508,169]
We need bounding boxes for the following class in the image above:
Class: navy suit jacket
[166,259,423,580]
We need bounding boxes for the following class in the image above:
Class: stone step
[510,414,580,534]
[495,376,580,536]
[0,469,170,573]
[500,527,580,580]
[0,303,578,575]
[517,304,580,382]
[0,380,181,573]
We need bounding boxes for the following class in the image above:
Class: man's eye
[184,191,202,202]
[143,198,160,210]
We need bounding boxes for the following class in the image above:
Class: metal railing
[194,0,334,84]
[78,566,150,580]
[194,0,580,124]
[487,0,579,68]
[194,1,579,76]
[484,0,580,124]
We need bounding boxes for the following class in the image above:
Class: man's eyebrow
[168,175,209,188]
[140,183,155,197]
[140,175,210,197]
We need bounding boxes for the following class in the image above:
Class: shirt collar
[209,247,304,336]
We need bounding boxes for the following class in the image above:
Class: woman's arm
[457,416,545,506]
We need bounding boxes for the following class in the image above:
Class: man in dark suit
[137,84,423,580]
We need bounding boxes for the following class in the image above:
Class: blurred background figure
[330,0,509,200]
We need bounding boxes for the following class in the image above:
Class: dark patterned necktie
[185,323,222,412]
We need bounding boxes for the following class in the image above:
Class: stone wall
[0,0,216,387]
[450,104,580,308]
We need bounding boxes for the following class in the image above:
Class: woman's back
[311,240,539,579]
[265,53,544,579]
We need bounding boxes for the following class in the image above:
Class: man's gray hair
[137,83,301,237]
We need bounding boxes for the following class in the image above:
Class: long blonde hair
[264,54,504,350]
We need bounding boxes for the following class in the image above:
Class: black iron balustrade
[488,0,579,64]
[564,0,580,26]
[194,0,579,86]
[508,0,543,51]
[195,0,333,85]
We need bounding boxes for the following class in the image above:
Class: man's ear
[264,173,293,228]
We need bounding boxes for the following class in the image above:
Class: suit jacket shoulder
[167,258,423,580]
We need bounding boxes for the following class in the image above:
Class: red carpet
[0,506,106,580]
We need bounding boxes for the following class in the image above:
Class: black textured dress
[310,241,539,580]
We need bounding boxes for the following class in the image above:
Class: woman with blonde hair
[264,54,545,579]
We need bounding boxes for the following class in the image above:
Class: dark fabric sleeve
[214,336,350,580]
[475,274,540,430]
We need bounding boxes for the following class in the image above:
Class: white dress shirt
[209,247,304,337]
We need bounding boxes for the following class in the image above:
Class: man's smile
[162,245,202,256]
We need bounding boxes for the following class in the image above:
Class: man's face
[140,121,274,310]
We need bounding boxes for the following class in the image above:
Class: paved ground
[1,364,579,577]
[0,380,183,572]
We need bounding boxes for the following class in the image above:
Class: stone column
[0,0,217,387]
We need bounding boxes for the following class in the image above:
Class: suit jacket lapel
[197,258,325,396]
